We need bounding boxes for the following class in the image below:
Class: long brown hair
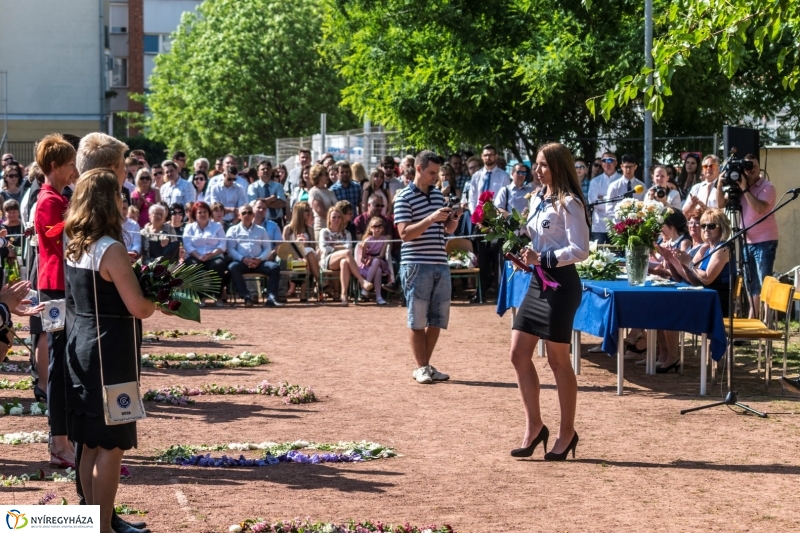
[538,143,590,227]
[288,201,312,240]
[65,168,124,261]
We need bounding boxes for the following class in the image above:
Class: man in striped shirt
[395,150,462,384]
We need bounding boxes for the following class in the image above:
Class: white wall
[0,0,103,120]
[144,0,200,34]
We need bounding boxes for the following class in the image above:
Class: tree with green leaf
[325,0,799,159]
[593,0,800,126]
[139,0,357,158]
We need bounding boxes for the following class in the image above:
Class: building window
[110,4,128,34]
[144,34,159,54]
[112,58,128,87]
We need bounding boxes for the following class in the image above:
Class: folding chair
[445,238,482,303]
[276,243,310,303]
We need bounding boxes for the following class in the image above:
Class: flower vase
[625,245,649,286]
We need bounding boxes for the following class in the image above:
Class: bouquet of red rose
[134,258,221,322]
[471,191,530,254]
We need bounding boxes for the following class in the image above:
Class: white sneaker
[428,365,450,381]
[361,288,370,298]
[412,366,433,384]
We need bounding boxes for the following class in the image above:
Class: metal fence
[1,141,36,166]
[275,127,412,170]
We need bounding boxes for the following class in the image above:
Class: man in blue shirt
[207,165,249,224]
[247,161,287,228]
[226,205,283,308]
[329,161,362,216]
[252,198,283,244]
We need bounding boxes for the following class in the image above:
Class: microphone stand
[587,191,640,208]
[680,188,799,417]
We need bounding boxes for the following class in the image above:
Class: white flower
[589,240,598,252]
[142,354,150,360]
[30,403,42,416]
[185,352,196,360]
[626,213,638,220]
[229,525,242,533]
[9,406,23,416]
[322,524,336,533]
[229,358,241,366]
[0,405,5,416]
[239,351,252,359]
[592,260,605,270]
[422,529,433,533]
[656,216,664,224]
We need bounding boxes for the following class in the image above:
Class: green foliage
[140,0,358,158]
[117,136,168,167]
[325,0,799,156]
[595,0,800,124]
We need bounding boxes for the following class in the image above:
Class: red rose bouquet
[134,258,221,322]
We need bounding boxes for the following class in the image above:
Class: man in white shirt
[606,154,645,220]
[208,155,247,189]
[159,160,196,206]
[226,205,283,308]
[683,154,720,214]
[469,144,511,299]
[587,151,620,243]
[247,161,287,226]
[284,148,312,196]
[207,165,249,224]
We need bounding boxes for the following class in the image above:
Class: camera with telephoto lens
[448,193,460,209]
[655,186,667,199]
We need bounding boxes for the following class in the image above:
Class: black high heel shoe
[656,359,680,373]
[511,425,549,457]
[543,432,579,461]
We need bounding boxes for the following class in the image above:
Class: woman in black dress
[64,169,155,533]
[509,143,590,461]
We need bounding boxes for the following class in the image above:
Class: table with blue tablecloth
[497,261,728,395]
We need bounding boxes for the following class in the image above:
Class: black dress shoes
[779,376,800,394]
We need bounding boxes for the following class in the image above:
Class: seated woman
[282,201,321,301]
[169,202,186,237]
[685,209,705,256]
[356,216,393,305]
[650,209,692,278]
[141,203,179,262]
[210,201,227,230]
[659,207,733,317]
[182,201,227,307]
[318,207,373,306]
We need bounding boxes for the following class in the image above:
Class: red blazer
[35,184,69,291]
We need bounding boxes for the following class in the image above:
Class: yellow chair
[731,279,794,384]
[445,238,482,303]
[276,242,310,303]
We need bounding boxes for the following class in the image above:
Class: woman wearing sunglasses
[0,163,24,203]
[131,168,161,227]
[658,208,733,319]
[192,169,209,203]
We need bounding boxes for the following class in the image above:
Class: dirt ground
[2,300,800,532]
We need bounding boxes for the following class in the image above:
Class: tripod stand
[680,188,800,417]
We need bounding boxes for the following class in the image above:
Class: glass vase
[625,245,649,286]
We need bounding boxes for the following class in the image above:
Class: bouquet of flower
[134,258,221,322]
[576,242,623,280]
[471,191,530,254]
[606,199,671,249]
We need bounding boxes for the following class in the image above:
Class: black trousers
[184,255,227,298]
[42,289,67,437]
[474,228,502,293]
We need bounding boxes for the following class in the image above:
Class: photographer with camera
[715,153,778,317]
[646,165,682,209]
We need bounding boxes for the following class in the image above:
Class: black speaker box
[723,126,759,159]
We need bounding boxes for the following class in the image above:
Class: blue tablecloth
[496,262,727,361]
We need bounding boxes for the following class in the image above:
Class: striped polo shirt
[394,182,447,265]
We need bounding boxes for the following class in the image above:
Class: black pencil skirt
[512,263,582,344]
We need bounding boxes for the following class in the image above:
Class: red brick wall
[128,0,144,135]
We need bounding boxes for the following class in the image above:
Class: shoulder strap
[92,240,140,387]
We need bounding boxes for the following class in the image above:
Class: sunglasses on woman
[700,223,718,230]
[139,175,151,181]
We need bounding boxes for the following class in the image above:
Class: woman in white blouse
[509,143,590,462]
[318,207,373,306]
[182,201,227,306]
[308,164,339,242]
